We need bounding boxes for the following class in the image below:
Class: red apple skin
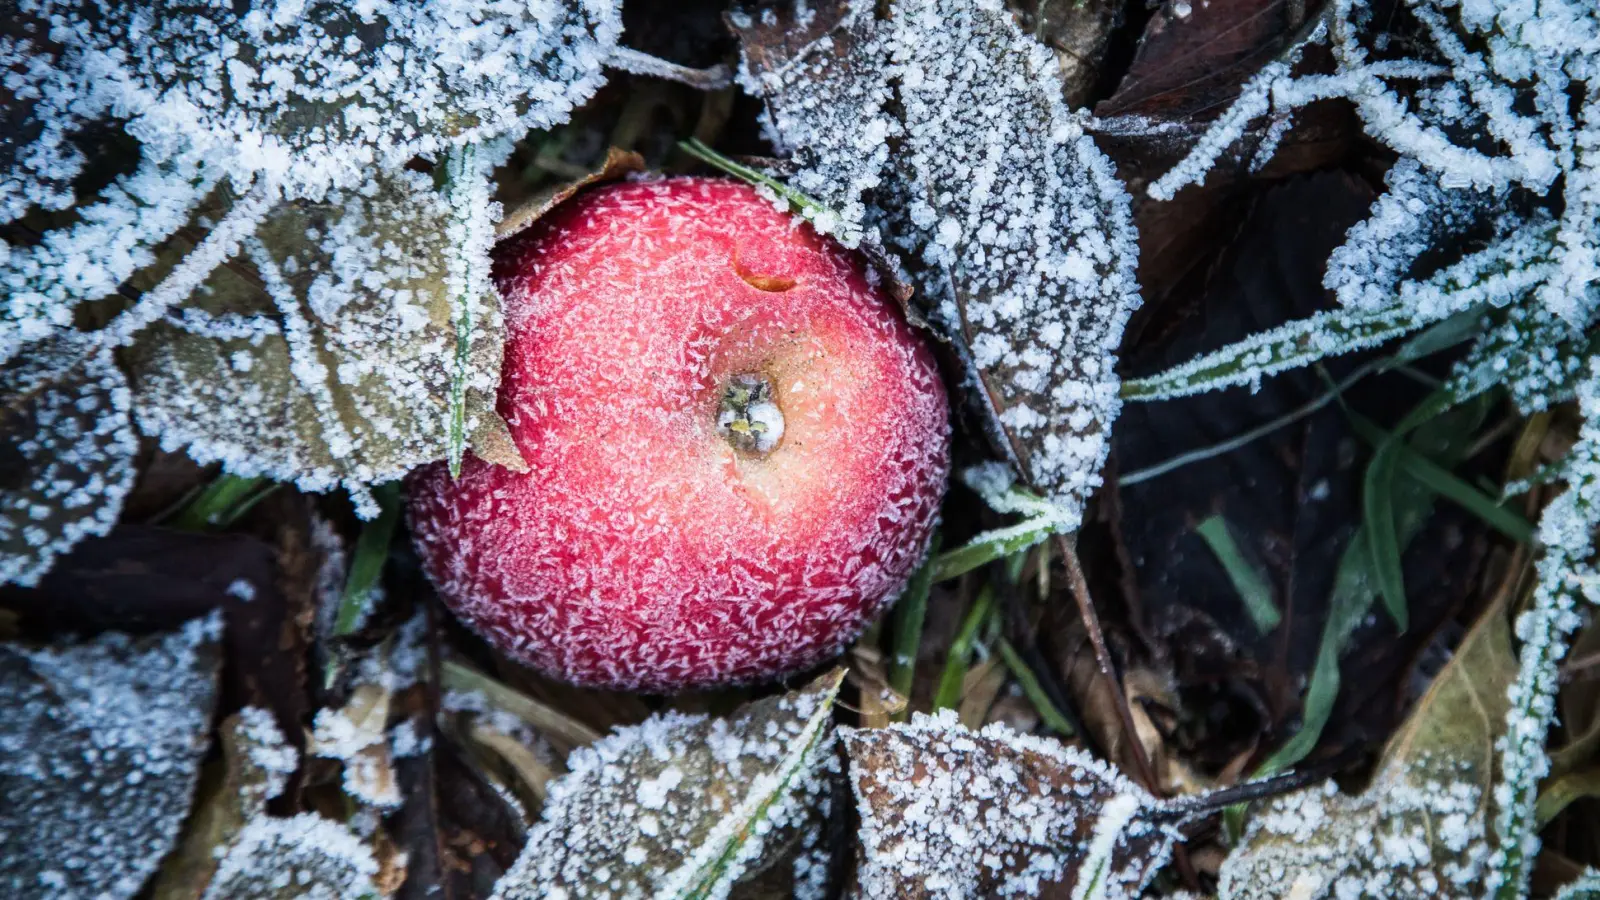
[408,177,949,691]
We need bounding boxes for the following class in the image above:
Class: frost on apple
[732,0,1141,528]
[3,0,608,582]
[1,343,138,587]
[0,613,222,900]
[127,164,509,512]
[491,670,844,900]
[846,710,1186,899]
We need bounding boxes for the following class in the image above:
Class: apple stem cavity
[717,373,785,457]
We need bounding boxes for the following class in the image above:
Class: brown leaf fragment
[495,148,645,241]
[0,614,223,900]
[844,710,1187,899]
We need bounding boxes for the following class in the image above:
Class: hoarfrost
[1,343,137,587]
[490,670,843,900]
[845,710,1186,899]
[4,0,610,581]
[17,0,621,199]
[0,613,223,900]
[733,0,1142,526]
[127,164,508,501]
[194,705,385,900]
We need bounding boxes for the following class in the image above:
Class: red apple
[408,177,949,690]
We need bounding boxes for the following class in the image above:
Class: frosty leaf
[0,613,223,900]
[1554,870,1600,900]
[172,706,386,900]
[496,146,645,241]
[1,146,220,366]
[150,708,302,899]
[490,669,845,900]
[734,0,1142,526]
[1121,301,1438,402]
[127,166,507,507]
[310,683,402,812]
[27,0,622,198]
[0,10,112,222]
[1,342,138,587]
[845,709,1186,899]
[1219,589,1515,900]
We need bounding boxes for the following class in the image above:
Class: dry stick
[1057,535,1201,891]
[1055,533,1160,793]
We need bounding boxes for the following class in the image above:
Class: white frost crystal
[846,710,1184,899]
[0,614,222,900]
[491,673,843,900]
[1,344,137,587]
[734,0,1141,526]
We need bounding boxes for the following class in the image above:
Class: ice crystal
[4,0,613,583]
[490,671,843,900]
[0,614,222,900]
[845,710,1185,899]
[733,0,1142,526]
[127,164,507,503]
[1,343,137,586]
[17,0,621,199]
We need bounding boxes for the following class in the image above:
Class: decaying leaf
[496,147,647,241]
[844,709,1186,899]
[490,669,845,900]
[0,613,223,899]
[732,0,1141,526]
[20,0,622,198]
[1219,595,1517,899]
[127,166,507,513]
[191,707,387,900]
[1,342,138,586]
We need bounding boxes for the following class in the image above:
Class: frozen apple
[408,177,949,691]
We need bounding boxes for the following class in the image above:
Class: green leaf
[933,587,995,711]
[1122,301,1439,402]
[169,474,276,532]
[490,670,845,900]
[889,534,940,721]
[1194,514,1280,634]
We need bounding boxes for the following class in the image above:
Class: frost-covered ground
[3,0,1600,898]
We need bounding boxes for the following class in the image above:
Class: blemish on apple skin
[732,256,797,292]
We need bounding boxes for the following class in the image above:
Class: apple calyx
[717,373,785,457]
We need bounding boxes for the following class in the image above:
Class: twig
[1056,534,1161,793]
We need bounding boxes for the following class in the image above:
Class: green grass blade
[889,534,940,721]
[1121,302,1438,402]
[1364,440,1408,632]
[169,474,276,531]
[994,636,1075,736]
[931,516,1060,583]
[933,587,994,711]
[332,481,404,638]
[1195,515,1281,634]
[677,138,835,221]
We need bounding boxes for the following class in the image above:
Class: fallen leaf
[1218,591,1516,899]
[844,709,1188,899]
[0,613,222,899]
[490,670,845,900]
